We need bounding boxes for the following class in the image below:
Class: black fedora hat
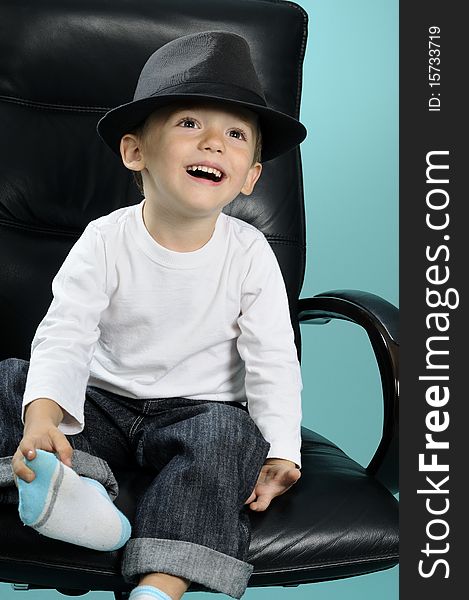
[97,31,307,162]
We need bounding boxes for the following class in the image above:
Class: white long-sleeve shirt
[22,200,303,466]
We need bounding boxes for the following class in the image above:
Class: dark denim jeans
[0,358,270,598]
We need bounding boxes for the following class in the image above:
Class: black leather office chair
[0,0,398,596]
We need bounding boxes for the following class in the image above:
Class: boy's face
[120,100,262,220]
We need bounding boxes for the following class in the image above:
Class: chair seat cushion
[0,428,398,592]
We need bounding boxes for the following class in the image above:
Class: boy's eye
[179,117,199,128]
[229,129,247,141]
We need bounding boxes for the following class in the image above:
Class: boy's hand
[12,399,73,483]
[244,458,301,512]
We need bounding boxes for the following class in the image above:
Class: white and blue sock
[129,586,172,600]
[17,449,131,551]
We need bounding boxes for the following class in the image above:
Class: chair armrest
[297,289,399,494]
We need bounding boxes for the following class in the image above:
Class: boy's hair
[128,109,263,196]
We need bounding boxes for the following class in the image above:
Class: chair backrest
[0,0,308,361]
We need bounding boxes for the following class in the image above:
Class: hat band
[137,81,267,108]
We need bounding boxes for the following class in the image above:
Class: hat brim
[96,93,306,162]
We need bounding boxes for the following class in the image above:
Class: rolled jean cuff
[0,457,18,503]
[122,538,254,599]
[70,449,119,501]
[0,457,14,488]
[0,450,119,502]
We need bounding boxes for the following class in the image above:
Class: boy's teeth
[188,165,222,178]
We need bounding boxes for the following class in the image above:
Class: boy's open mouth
[186,165,225,183]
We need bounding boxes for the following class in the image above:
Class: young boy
[0,31,307,600]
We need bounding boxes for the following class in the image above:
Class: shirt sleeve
[22,223,110,434]
[236,237,303,468]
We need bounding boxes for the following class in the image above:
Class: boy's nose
[198,127,225,153]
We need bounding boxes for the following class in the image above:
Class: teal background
[0,0,398,598]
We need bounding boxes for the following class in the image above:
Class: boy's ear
[240,162,262,196]
[120,134,145,172]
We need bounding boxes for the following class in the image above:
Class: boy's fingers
[249,470,301,511]
[18,438,36,460]
[11,450,35,482]
[49,429,73,467]
[249,494,272,511]
[244,491,257,505]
